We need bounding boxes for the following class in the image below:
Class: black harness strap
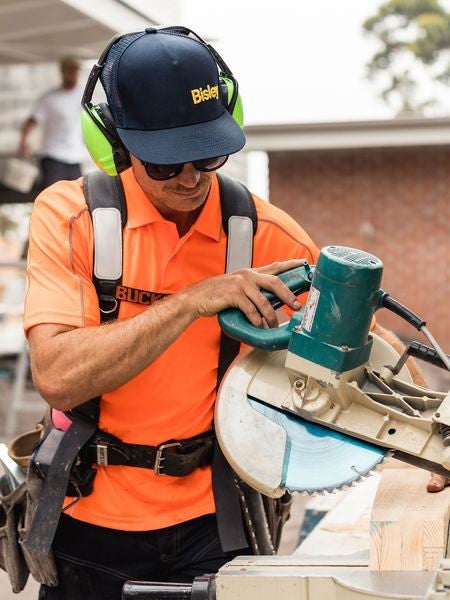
[213,174,258,552]
[218,173,257,236]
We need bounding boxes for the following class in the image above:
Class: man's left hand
[427,473,450,492]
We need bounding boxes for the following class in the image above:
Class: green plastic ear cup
[81,107,118,176]
[223,77,244,128]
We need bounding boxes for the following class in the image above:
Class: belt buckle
[96,444,109,466]
[154,442,181,475]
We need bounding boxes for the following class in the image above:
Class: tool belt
[24,423,216,559]
[82,429,215,475]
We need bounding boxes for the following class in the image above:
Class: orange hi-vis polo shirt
[24,168,320,532]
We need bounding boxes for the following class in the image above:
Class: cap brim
[116,110,245,165]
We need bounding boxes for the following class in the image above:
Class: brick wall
[269,147,450,350]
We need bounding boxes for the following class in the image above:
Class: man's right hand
[184,259,305,328]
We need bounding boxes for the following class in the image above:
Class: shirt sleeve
[24,181,100,334]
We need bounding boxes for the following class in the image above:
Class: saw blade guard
[215,334,412,497]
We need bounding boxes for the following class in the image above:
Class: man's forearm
[28,260,305,411]
[29,292,196,410]
[18,117,36,155]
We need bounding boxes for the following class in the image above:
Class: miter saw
[121,245,450,600]
[215,245,450,497]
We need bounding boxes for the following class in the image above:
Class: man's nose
[177,163,201,187]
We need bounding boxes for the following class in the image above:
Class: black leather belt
[83,430,215,477]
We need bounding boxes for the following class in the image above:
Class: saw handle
[218,264,314,350]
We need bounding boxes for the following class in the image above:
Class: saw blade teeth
[294,461,384,495]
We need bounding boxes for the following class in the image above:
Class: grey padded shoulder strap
[217,173,257,272]
[83,171,127,281]
[83,171,127,321]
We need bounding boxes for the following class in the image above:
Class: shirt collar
[120,168,165,228]
[191,175,222,242]
[121,169,222,241]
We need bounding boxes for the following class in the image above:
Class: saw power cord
[420,325,450,372]
[381,294,450,372]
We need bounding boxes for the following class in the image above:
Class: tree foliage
[363,0,450,114]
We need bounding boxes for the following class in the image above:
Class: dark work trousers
[38,513,250,600]
[40,157,82,189]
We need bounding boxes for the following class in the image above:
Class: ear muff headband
[81,27,244,176]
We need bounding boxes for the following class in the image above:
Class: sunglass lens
[144,163,181,180]
[142,155,228,180]
[194,156,228,171]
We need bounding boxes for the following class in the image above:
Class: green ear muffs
[81,103,131,176]
[221,76,244,128]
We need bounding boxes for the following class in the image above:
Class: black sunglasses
[141,155,229,181]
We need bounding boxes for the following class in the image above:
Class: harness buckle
[96,444,109,466]
[154,442,181,475]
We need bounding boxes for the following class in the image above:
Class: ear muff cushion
[81,103,130,176]
[221,77,244,128]
[81,106,118,176]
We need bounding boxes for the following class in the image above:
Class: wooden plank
[294,475,380,563]
[370,468,450,571]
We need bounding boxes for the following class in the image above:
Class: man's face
[61,65,80,89]
[130,154,214,214]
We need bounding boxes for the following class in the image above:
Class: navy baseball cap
[100,28,246,164]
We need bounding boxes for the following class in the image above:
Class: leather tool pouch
[0,426,59,592]
[0,477,29,593]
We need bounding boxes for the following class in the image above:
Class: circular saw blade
[249,397,388,494]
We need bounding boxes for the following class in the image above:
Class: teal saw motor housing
[287,246,383,381]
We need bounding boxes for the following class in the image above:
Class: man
[24,28,438,600]
[19,55,85,189]
[25,28,320,599]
